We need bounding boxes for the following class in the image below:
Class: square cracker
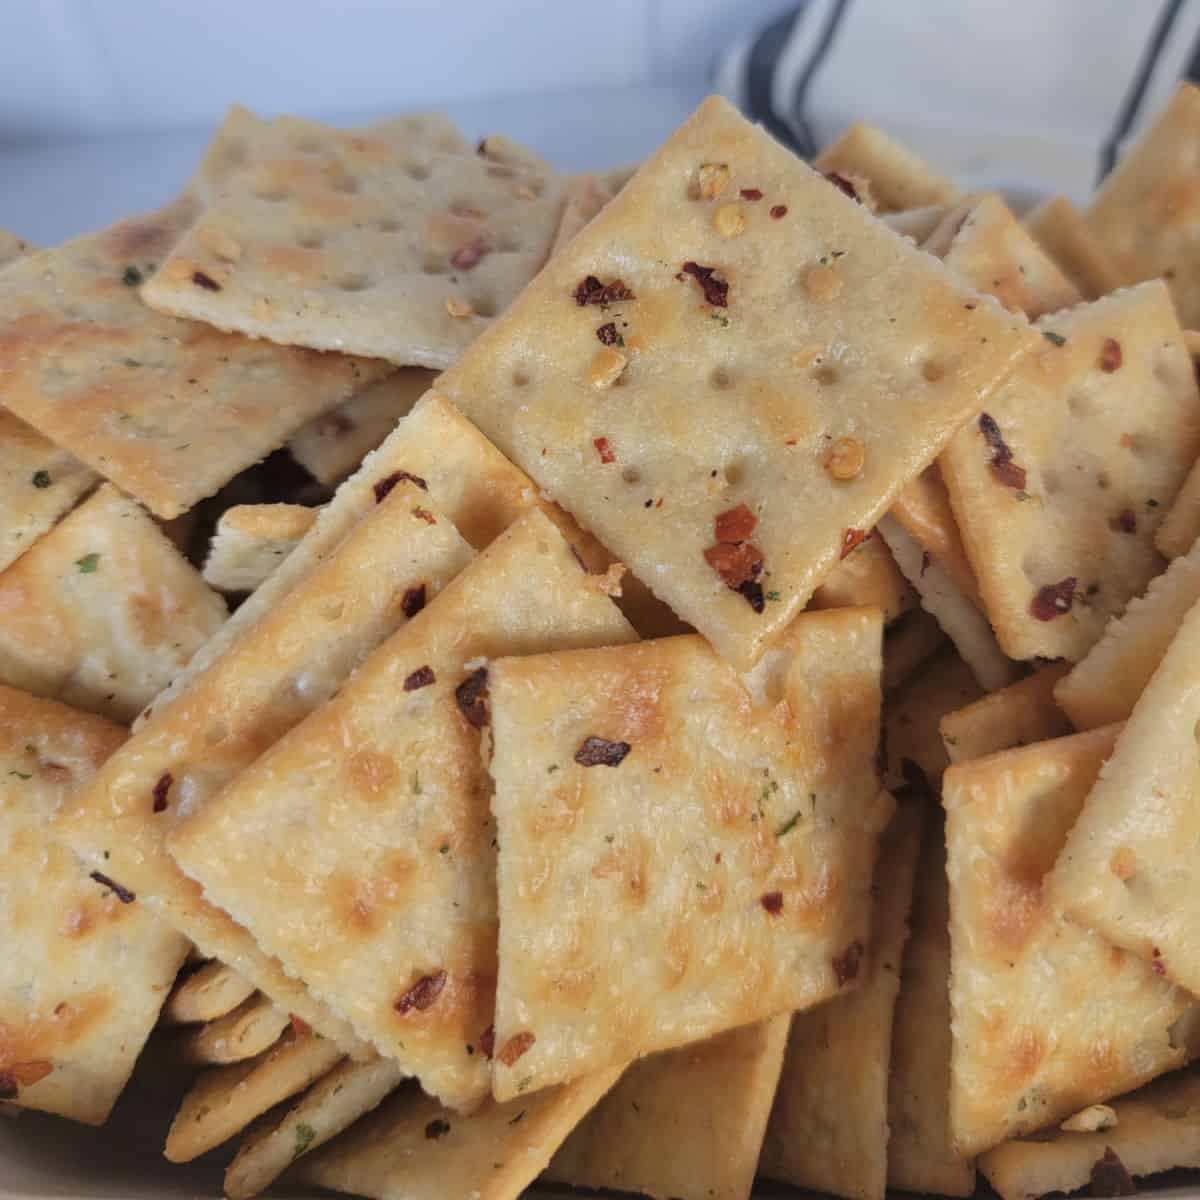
[164,1026,343,1162]
[0,483,227,722]
[54,483,475,1050]
[1024,194,1125,301]
[144,392,540,724]
[980,1068,1200,1200]
[170,508,637,1110]
[0,684,189,1124]
[760,801,923,1200]
[291,1067,625,1200]
[142,123,564,369]
[941,663,1071,763]
[487,606,893,1100]
[0,408,97,574]
[162,960,256,1025]
[809,533,916,626]
[202,503,317,593]
[1086,82,1200,325]
[1055,537,1200,730]
[940,280,1200,662]
[887,814,976,1198]
[889,465,980,603]
[546,1014,789,1200]
[286,368,433,486]
[0,200,390,519]
[942,725,1198,1156]
[226,1055,405,1199]
[1050,593,1200,999]
[813,122,961,213]
[437,95,1035,668]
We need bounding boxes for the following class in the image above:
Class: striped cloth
[715,0,1200,203]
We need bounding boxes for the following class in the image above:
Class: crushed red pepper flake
[593,437,616,464]
[192,270,222,292]
[760,890,784,915]
[770,205,788,219]
[978,412,1027,490]
[413,507,437,525]
[152,772,172,814]
[575,736,631,767]
[840,528,868,559]
[290,1015,312,1038]
[394,969,447,1014]
[824,172,861,202]
[832,940,863,986]
[714,503,757,543]
[596,322,620,346]
[479,1025,495,1059]
[1030,577,1077,621]
[497,1031,536,1067]
[574,275,634,307]
[90,871,135,904]
[740,188,763,201]
[1152,947,1166,976]
[680,261,729,307]
[404,665,436,691]
[455,667,490,729]
[400,584,427,620]
[425,1118,451,1140]
[449,237,490,270]
[1090,1148,1136,1197]
[374,470,428,503]
[704,541,764,587]
[7,1061,53,1088]
[1099,337,1123,373]
[1113,509,1137,534]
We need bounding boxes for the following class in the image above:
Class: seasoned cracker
[0,684,188,1125]
[551,173,616,254]
[941,664,1071,763]
[940,281,1200,661]
[889,466,979,603]
[1051,594,1200,998]
[226,1055,405,1199]
[943,726,1198,1156]
[487,608,892,1099]
[202,503,317,592]
[882,203,954,243]
[162,960,256,1025]
[164,1028,342,1162]
[170,509,636,1110]
[0,483,226,722]
[286,369,433,486]
[809,533,916,626]
[1157,431,1200,559]
[980,1068,1200,1200]
[55,483,474,1050]
[760,802,923,1200]
[0,408,98,575]
[883,608,947,692]
[0,200,389,519]
[1024,195,1125,301]
[438,96,1035,667]
[171,994,289,1065]
[143,123,564,369]
[291,1067,625,1200]
[547,1015,789,1200]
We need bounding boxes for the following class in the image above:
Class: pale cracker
[1050,593,1200,999]
[162,960,256,1025]
[546,1015,789,1200]
[879,513,1020,691]
[551,173,616,255]
[927,193,1081,319]
[941,664,1072,763]
[142,126,564,369]
[889,465,980,603]
[0,200,389,519]
[887,814,977,1198]
[813,122,961,213]
[0,684,189,1125]
[760,801,923,1200]
[0,229,33,267]
[226,1055,405,1199]
[883,651,983,792]
[438,96,1035,668]
[291,1067,625,1200]
[55,482,474,1050]
[881,203,954,243]
[142,392,539,725]
[1086,82,1200,325]
[0,483,227,722]
[809,533,917,627]
[488,607,893,1100]
[202,503,317,592]
[940,280,1200,661]
[980,1068,1200,1200]
[1024,194,1125,301]
[882,607,947,692]
[1056,537,1200,730]
[943,725,1199,1156]
[1157,425,1200,560]
[164,1027,342,1162]
[286,368,434,486]
[170,994,289,1065]
[0,407,98,574]
[170,508,636,1110]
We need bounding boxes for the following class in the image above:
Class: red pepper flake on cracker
[404,665,436,691]
[574,736,631,767]
[978,412,1027,490]
[1030,577,1077,620]
[832,940,863,986]
[770,205,788,219]
[394,969,447,1015]
[449,238,490,271]
[680,261,729,307]
[574,275,635,307]
[1099,337,1123,372]
[824,171,861,202]
[497,1031,536,1066]
[191,270,222,292]
[739,188,763,202]
[714,503,757,543]
[593,437,616,464]
[760,890,784,915]
[400,584,427,620]
[374,470,428,503]
[840,528,868,559]
[455,667,490,729]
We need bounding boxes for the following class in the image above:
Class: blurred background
[1,1,1196,241]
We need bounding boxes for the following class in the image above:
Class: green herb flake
[1042,330,1067,347]
[710,312,730,328]
[8,770,32,780]
[121,266,143,287]
[438,843,449,855]
[412,771,422,795]
[547,764,559,773]
[1147,498,1160,509]
[1015,490,1031,502]
[31,470,51,489]
[293,1123,317,1160]
[75,553,100,574]
[765,590,781,601]
[776,810,803,838]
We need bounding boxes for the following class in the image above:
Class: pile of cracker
[6,83,1200,1200]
